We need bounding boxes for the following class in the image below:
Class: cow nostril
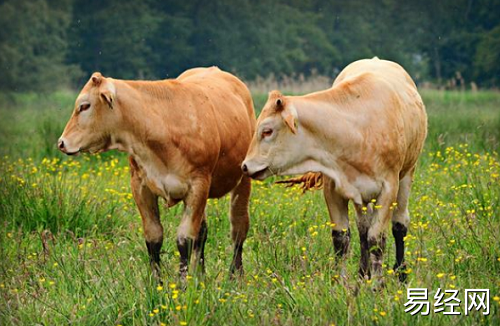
[242,163,248,173]
[58,140,65,150]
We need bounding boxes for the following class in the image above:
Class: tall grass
[423,90,500,153]
[0,91,499,325]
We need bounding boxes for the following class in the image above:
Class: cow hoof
[393,263,408,283]
[229,266,244,280]
[151,263,163,285]
[370,278,386,292]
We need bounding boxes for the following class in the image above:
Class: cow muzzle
[57,138,80,156]
[241,161,270,180]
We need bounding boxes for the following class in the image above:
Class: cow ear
[275,98,284,112]
[281,110,297,134]
[100,91,114,109]
[99,79,116,109]
[269,90,285,112]
[91,72,103,86]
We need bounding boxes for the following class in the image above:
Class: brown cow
[58,67,256,279]
[242,58,427,283]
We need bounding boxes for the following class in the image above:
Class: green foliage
[0,0,82,92]
[68,0,162,80]
[182,0,339,79]
[475,25,500,86]
[1,0,500,91]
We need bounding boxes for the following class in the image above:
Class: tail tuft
[275,172,324,193]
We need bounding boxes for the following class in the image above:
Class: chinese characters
[404,288,490,316]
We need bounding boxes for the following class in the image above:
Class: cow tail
[275,172,324,193]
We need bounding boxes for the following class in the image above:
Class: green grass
[0,90,499,325]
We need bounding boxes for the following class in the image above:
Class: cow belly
[207,137,250,198]
[352,174,382,203]
[209,164,243,198]
[146,173,189,202]
[164,174,189,199]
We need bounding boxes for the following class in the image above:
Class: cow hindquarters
[229,176,251,276]
[130,159,163,281]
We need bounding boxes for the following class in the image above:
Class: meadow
[0,90,499,325]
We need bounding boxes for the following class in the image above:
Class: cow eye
[78,103,90,112]
[261,128,273,138]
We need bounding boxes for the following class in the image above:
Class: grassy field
[0,90,499,325]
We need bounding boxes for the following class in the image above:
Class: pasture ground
[0,90,499,325]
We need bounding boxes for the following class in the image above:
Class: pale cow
[59,67,256,279]
[242,58,427,282]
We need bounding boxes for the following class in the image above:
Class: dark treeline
[0,0,499,92]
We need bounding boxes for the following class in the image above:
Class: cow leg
[176,177,210,279]
[367,176,399,285]
[323,177,350,259]
[392,170,414,282]
[354,204,371,280]
[229,176,251,276]
[130,158,163,280]
[192,216,208,274]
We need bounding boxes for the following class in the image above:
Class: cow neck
[110,80,174,168]
[289,91,354,152]
[286,93,364,205]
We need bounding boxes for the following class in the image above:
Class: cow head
[58,72,118,155]
[242,90,304,180]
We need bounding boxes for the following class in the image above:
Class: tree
[0,0,80,92]
[68,0,161,80]
[1,0,499,91]
[475,25,500,86]
[187,0,339,79]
